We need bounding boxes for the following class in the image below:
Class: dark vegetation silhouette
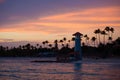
[0,26,120,58]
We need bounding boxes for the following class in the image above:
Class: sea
[0,57,120,80]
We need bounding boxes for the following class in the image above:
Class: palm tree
[36,44,39,46]
[54,39,58,49]
[94,29,99,45]
[25,43,31,50]
[87,37,90,46]
[48,44,52,48]
[63,37,67,44]
[42,41,45,48]
[62,44,64,47]
[101,30,107,44]
[94,29,101,45]
[97,29,101,44]
[68,40,71,47]
[22,45,25,50]
[39,45,42,49]
[31,45,34,50]
[71,37,75,48]
[59,40,64,47]
[71,37,75,41]
[105,26,110,36]
[110,27,114,41]
[36,44,39,48]
[91,37,96,47]
[84,34,89,46]
[105,26,110,42]
[45,40,49,48]
[84,34,87,45]
[108,37,112,43]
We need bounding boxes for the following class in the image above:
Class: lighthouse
[73,32,83,60]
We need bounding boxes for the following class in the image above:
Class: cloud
[0,6,120,35]
[40,6,120,22]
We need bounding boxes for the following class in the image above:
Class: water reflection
[74,62,82,80]
[0,58,120,80]
[74,62,82,71]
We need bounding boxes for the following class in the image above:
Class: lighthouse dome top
[73,32,83,36]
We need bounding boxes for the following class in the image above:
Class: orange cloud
[0,6,120,42]
[1,6,120,32]
[40,6,120,22]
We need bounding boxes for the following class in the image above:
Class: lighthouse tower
[73,32,83,60]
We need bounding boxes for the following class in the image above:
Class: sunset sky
[0,0,120,46]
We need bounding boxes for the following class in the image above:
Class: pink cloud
[0,6,120,42]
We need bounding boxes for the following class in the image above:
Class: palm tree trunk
[85,39,87,46]
[87,40,89,46]
[111,32,113,42]
[95,34,98,46]
[98,34,100,44]
[94,41,95,47]
[108,31,110,43]
[103,35,105,44]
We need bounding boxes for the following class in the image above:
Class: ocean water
[0,57,120,80]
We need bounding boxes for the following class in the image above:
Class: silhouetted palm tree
[42,41,45,48]
[22,45,25,50]
[71,37,75,48]
[48,44,52,48]
[59,40,64,47]
[108,37,112,42]
[39,45,42,49]
[105,26,110,36]
[31,45,34,50]
[68,40,70,43]
[105,26,110,42]
[36,44,39,48]
[101,30,107,44]
[54,39,58,49]
[87,37,90,46]
[66,43,69,47]
[45,40,49,48]
[68,40,71,47]
[97,29,101,44]
[110,27,114,41]
[94,29,98,45]
[84,34,89,46]
[91,37,96,47]
[94,29,101,44]
[62,44,64,47]
[63,37,67,44]
[84,34,87,45]
[71,37,75,41]
[105,27,114,43]
[25,43,31,50]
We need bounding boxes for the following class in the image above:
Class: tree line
[0,26,120,58]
